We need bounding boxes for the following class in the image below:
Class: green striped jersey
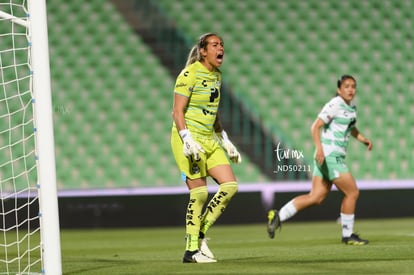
[318,96,357,157]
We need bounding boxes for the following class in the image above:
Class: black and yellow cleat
[267,209,281,239]
[342,233,369,245]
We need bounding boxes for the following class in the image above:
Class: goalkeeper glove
[220,130,242,163]
[179,129,205,161]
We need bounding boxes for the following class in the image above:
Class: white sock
[279,200,297,222]
[340,213,355,237]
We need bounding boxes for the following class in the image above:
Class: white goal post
[0,1,62,274]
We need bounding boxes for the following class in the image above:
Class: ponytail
[185,45,200,67]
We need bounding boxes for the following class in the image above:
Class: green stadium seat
[156,0,414,180]
[38,0,414,187]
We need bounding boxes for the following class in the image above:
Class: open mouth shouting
[216,53,224,65]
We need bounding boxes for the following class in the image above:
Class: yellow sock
[185,234,199,252]
[185,186,208,251]
[200,182,238,235]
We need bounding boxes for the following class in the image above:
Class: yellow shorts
[171,127,230,181]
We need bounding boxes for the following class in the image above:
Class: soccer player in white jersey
[267,75,373,245]
[171,33,241,263]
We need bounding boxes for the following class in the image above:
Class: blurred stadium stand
[153,0,413,180]
[47,1,181,188]
[46,0,413,191]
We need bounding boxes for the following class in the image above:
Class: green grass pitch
[61,218,414,274]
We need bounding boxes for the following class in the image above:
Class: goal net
[0,1,61,274]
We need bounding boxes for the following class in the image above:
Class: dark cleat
[267,209,282,239]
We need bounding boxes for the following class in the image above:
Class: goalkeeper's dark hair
[185,33,222,67]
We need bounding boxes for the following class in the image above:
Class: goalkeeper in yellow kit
[171,33,241,263]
